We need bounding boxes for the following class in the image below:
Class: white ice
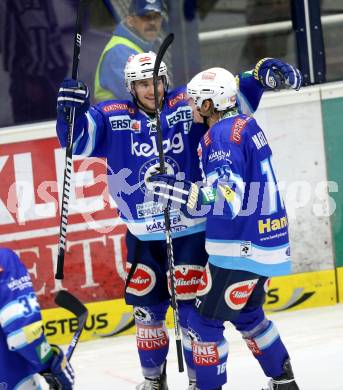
[44,304,343,389]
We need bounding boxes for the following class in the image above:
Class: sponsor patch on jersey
[132,132,184,157]
[245,338,262,356]
[192,341,219,366]
[24,320,43,343]
[240,241,252,257]
[36,340,53,363]
[167,265,204,300]
[208,150,232,163]
[7,275,32,291]
[224,279,258,310]
[126,264,156,296]
[136,324,169,350]
[102,103,134,113]
[109,115,141,132]
[168,92,187,108]
[258,216,288,235]
[136,201,164,218]
[230,117,249,144]
[201,186,217,205]
[196,263,212,296]
[145,214,187,234]
[203,130,212,147]
[166,106,192,129]
[218,184,236,203]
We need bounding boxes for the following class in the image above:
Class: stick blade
[55,290,87,317]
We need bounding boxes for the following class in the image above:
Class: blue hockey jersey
[57,74,264,241]
[197,112,291,277]
[0,248,53,389]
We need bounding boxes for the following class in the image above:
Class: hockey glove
[40,344,75,389]
[148,173,216,212]
[57,78,90,121]
[254,58,302,90]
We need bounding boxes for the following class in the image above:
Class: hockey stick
[47,291,88,389]
[54,290,88,360]
[55,0,85,280]
[153,33,184,373]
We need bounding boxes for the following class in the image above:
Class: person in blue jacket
[0,247,74,389]
[56,53,301,390]
[94,0,163,102]
[149,67,301,390]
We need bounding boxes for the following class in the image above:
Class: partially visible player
[149,67,301,390]
[0,247,75,389]
[56,54,301,390]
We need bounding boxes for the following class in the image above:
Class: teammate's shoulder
[0,247,20,275]
[206,114,254,147]
[226,114,256,146]
[96,99,138,116]
[165,85,188,109]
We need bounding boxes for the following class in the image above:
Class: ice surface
[42,304,343,389]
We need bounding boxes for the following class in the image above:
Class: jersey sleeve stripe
[0,300,26,328]
[7,321,43,351]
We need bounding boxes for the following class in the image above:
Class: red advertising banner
[0,137,127,308]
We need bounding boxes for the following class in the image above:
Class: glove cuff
[253,57,272,81]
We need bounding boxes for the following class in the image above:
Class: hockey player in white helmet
[149,67,300,390]
[56,54,301,390]
[124,52,169,112]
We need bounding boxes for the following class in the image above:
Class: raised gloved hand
[57,78,89,121]
[40,345,75,389]
[148,173,216,212]
[253,58,302,90]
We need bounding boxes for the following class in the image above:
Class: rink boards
[42,267,340,345]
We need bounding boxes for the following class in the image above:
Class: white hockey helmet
[187,67,237,111]
[124,51,169,94]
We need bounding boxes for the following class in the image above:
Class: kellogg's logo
[131,132,184,157]
[126,264,156,296]
[224,279,258,310]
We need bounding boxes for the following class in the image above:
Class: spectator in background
[0,247,74,389]
[94,0,163,102]
[0,0,68,124]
